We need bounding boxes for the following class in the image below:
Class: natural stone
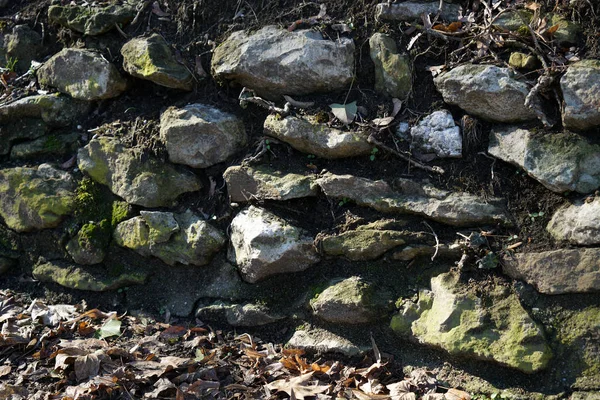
[508,52,539,69]
[5,25,43,73]
[561,60,600,131]
[391,272,552,373]
[434,64,537,122]
[547,198,600,245]
[212,26,354,100]
[492,10,532,32]
[37,48,127,101]
[10,133,79,160]
[66,222,109,265]
[316,172,509,226]
[391,244,460,261]
[48,4,136,36]
[77,136,201,207]
[196,301,284,327]
[228,206,320,283]
[121,34,194,90]
[502,249,600,294]
[549,13,581,45]
[488,126,600,194]
[311,277,391,324]
[0,224,21,260]
[33,260,147,291]
[114,210,225,267]
[0,164,76,232]
[287,328,363,356]
[160,103,247,168]
[264,115,371,159]
[375,2,461,22]
[369,33,412,99]
[410,110,462,158]
[223,165,318,202]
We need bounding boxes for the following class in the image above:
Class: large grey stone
[5,25,43,73]
[160,103,247,168]
[547,198,600,245]
[228,206,320,283]
[264,115,371,159]
[37,49,127,101]
[502,249,600,294]
[369,33,412,99]
[488,126,600,194]
[223,165,317,202]
[316,173,509,227]
[561,60,600,131]
[375,2,461,22]
[410,110,462,158]
[48,4,136,36]
[77,136,201,207]
[287,328,363,357]
[434,64,537,123]
[114,211,225,267]
[0,164,76,232]
[121,34,194,91]
[212,26,354,100]
[391,272,552,373]
[196,301,284,327]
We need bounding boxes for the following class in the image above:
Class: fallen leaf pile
[0,290,470,399]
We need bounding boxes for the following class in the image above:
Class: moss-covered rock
[320,229,427,260]
[48,4,136,36]
[66,221,110,265]
[121,34,194,90]
[0,164,76,232]
[10,133,79,159]
[549,13,581,45]
[391,272,552,373]
[508,52,539,69]
[5,25,43,73]
[195,301,284,327]
[369,33,412,99]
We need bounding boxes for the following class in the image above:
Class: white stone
[410,110,462,158]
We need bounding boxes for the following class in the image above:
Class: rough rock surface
[264,115,371,159]
[66,222,109,265]
[223,165,317,202]
[212,26,354,99]
[113,211,225,267]
[33,260,147,292]
[121,34,194,90]
[508,52,539,70]
[547,198,600,245]
[4,25,42,73]
[369,33,412,99]
[48,4,136,36]
[561,60,600,131]
[375,2,461,22]
[0,164,75,232]
[160,104,247,168]
[488,126,600,194]
[286,328,363,357]
[502,249,600,294]
[10,133,79,160]
[410,110,462,158]
[391,272,552,373]
[434,64,537,122]
[316,173,509,226]
[196,301,284,327]
[37,48,127,101]
[77,136,201,207]
[228,206,320,283]
[310,277,390,324]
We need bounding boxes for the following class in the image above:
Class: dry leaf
[433,21,462,32]
[445,388,471,400]
[387,380,416,400]
[74,353,100,381]
[266,372,330,400]
[330,101,358,125]
[0,365,11,377]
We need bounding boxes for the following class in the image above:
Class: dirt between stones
[1,0,600,398]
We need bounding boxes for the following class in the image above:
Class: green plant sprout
[370,147,379,161]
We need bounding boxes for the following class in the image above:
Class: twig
[367,134,445,174]
[422,221,440,261]
[283,95,314,109]
[239,88,291,115]
[114,23,128,39]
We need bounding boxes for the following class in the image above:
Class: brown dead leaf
[387,380,416,400]
[74,353,100,381]
[160,325,188,340]
[0,365,11,377]
[266,372,330,400]
[525,2,541,11]
[432,21,462,32]
[545,24,560,36]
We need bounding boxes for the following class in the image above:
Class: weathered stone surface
[488,126,600,194]
[561,60,600,131]
[410,110,461,158]
[48,4,136,36]
[375,2,460,22]
[264,115,371,159]
[311,277,390,324]
[114,211,225,267]
[391,243,460,261]
[10,133,79,160]
[434,64,537,123]
[550,13,581,46]
[196,301,284,327]
[77,136,201,207]
[212,26,354,99]
[228,206,320,283]
[391,272,552,373]
[369,33,412,99]
[33,260,147,291]
[316,173,509,226]
[37,49,127,101]
[287,328,363,356]
[492,10,532,31]
[502,249,600,294]
[0,164,75,232]
[66,222,109,265]
[121,34,193,90]
[223,165,317,202]
[5,25,42,73]
[160,103,247,168]
[508,52,539,69]
[547,199,600,245]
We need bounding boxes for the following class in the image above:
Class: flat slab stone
[48,4,136,36]
[375,2,461,22]
[547,198,600,245]
[502,249,600,294]
[287,328,364,357]
[561,60,600,131]
[196,301,284,327]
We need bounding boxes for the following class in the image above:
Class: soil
[1,0,600,398]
